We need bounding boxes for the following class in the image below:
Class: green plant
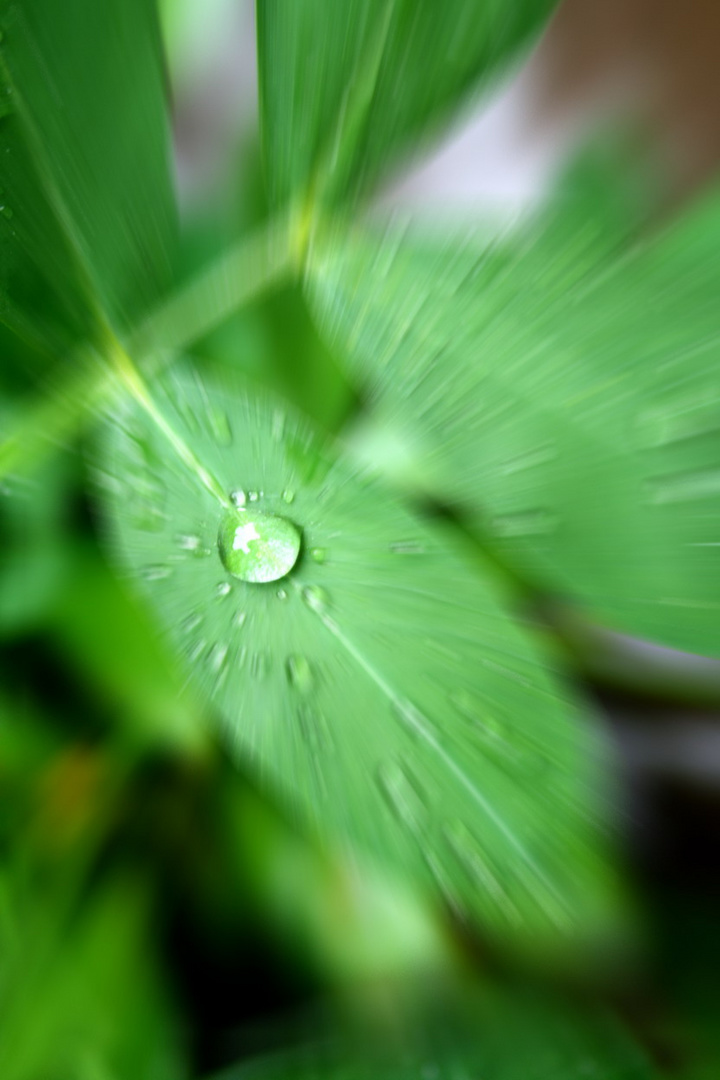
[2,1,720,1077]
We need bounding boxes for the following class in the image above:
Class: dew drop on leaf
[180,613,202,634]
[310,547,327,564]
[251,652,269,679]
[141,564,172,581]
[301,584,330,614]
[216,582,232,598]
[390,540,426,555]
[207,408,232,446]
[217,508,301,584]
[177,533,202,552]
[208,643,229,673]
[231,489,247,508]
[286,654,314,694]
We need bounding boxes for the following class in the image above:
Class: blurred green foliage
[1,1,720,1078]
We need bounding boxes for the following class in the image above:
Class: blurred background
[2,1,720,1077]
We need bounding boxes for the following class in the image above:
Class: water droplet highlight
[141,564,172,581]
[177,533,202,552]
[389,540,426,555]
[286,654,314,694]
[231,489,247,508]
[217,508,301,584]
[310,547,327,564]
[282,489,295,504]
[302,585,329,614]
[181,613,202,634]
[216,582,232,598]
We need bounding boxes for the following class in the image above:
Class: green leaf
[0,0,175,355]
[0,877,185,1080]
[99,366,621,954]
[306,189,720,657]
[216,991,656,1080]
[257,0,558,213]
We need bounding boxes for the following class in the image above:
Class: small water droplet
[272,409,286,442]
[248,490,261,502]
[449,690,505,737]
[392,698,433,741]
[286,654,314,693]
[207,407,232,446]
[276,587,288,601]
[647,467,720,505]
[443,819,514,914]
[310,547,327,564]
[296,703,332,753]
[188,638,207,662]
[217,582,232,598]
[491,509,556,538]
[177,533,202,552]
[376,760,428,831]
[282,489,295,504]
[231,489,247,508]
[251,651,268,679]
[207,643,228,673]
[302,585,329,614]
[141,564,172,581]
[217,507,302,583]
[389,540,426,555]
[235,612,247,628]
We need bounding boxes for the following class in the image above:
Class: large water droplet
[217,508,301,583]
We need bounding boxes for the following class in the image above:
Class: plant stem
[106,336,230,507]
[0,218,293,483]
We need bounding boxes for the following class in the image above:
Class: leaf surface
[0,0,175,354]
[218,991,656,1080]
[99,367,620,952]
[306,191,720,657]
[257,0,557,212]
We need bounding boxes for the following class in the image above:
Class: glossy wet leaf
[306,189,720,657]
[99,367,620,952]
[257,0,557,212]
[0,0,175,355]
